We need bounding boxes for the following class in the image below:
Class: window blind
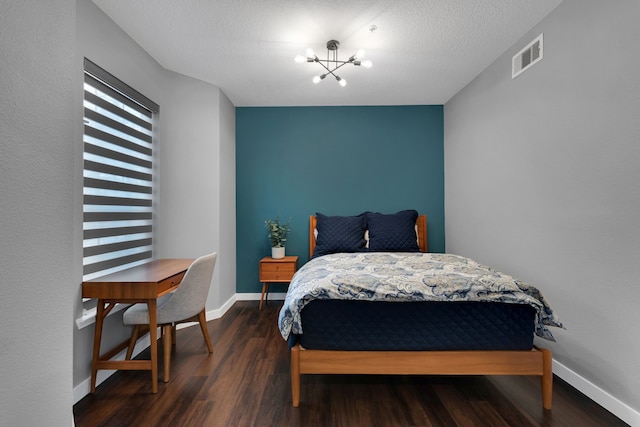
[82,59,159,281]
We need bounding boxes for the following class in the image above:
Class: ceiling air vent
[512,34,543,79]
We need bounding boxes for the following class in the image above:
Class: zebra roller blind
[82,58,159,281]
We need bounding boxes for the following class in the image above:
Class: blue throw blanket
[278,252,563,341]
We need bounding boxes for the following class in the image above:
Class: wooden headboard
[309,214,428,258]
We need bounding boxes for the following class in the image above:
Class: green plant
[264,217,290,248]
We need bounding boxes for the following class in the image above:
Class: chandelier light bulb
[361,59,373,69]
[312,75,325,84]
[336,76,347,87]
[356,49,365,59]
[294,55,306,63]
[305,48,315,58]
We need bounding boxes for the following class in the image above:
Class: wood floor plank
[74,301,629,427]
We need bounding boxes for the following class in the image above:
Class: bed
[277,210,563,409]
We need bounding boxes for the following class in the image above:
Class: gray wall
[155,71,237,310]
[217,92,237,305]
[72,0,237,403]
[445,0,640,420]
[1,1,76,425]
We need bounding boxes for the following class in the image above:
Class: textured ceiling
[91,0,563,106]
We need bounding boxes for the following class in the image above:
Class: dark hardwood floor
[74,301,627,427]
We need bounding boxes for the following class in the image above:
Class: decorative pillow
[365,210,420,252]
[313,213,366,257]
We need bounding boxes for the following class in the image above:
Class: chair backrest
[158,252,217,321]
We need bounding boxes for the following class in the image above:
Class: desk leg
[90,300,106,393]
[148,298,158,393]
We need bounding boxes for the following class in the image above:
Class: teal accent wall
[236,105,444,293]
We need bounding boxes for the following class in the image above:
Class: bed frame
[291,214,553,409]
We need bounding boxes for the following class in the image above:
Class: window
[82,59,159,281]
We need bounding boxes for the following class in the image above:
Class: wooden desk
[82,259,194,393]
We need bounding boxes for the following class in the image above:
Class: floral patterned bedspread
[278,252,563,341]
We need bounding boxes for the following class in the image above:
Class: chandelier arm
[320,59,352,65]
[326,69,339,79]
[316,60,333,74]
[316,60,351,75]
[328,61,350,73]
[313,62,340,81]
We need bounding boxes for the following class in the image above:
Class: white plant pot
[271,247,285,259]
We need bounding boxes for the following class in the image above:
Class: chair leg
[125,325,140,360]
[163,324,172,383]
[197,310,214,353]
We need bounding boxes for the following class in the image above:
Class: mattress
[289,299,536,351]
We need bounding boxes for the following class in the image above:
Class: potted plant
[264,217,290,259]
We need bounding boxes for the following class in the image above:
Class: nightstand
[259,255,298,310]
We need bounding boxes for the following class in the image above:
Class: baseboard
[207,293,238,318]
[235,292,287,301]
[553,359,639,426]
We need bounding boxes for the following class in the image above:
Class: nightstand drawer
[260,264,296,281]
[259,256,298,282]
[261,262,296,273]
[260,270,294,282]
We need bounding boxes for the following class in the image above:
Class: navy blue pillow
[365,210,420,252]
[313,213,366,258]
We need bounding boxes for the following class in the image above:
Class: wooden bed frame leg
[541,348,553,410]
[291,345,301,407]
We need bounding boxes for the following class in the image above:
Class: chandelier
[295,39,373,87]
